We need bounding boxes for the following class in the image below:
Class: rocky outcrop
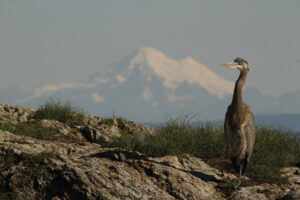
[0,104,34,124]
[79,117,154,144]
[229,183,299,200]
[0,130,225,200]
[0,104,299,200]
[0,130,299,200]
[0,104,153,143]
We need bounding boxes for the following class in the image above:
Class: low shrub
[103,116,224,157]
[104,117,300,182]
[33,99,84,124]
[248,127,300,180]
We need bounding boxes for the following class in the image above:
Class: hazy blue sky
[1,0,300,95]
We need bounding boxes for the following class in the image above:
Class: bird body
[222,57,255,187]
[224,103,255,174]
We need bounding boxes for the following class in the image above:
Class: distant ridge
[255,114,300,132]
[1,47,300,123]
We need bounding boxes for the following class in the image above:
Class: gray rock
[0,104,34,124]
[0,104,153,143]
[0,104,299,200]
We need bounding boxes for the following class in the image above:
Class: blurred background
[1,0,300,132]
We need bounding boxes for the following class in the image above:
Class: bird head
[222,57,249,71]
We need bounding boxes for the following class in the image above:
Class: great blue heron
[222,57,255,188]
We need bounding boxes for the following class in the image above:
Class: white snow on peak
[128,47,234,98]
[19,47,234,104]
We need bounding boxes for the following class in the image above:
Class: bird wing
[224,107,231,155]
[224,105,255,160]
[243,107,256,161]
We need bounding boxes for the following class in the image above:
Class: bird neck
[231,70,248,107]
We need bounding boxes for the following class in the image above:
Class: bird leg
[234,177,241,189]
[234,164,243,188]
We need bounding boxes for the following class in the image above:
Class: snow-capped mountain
[123,47,234,98]
[6,47,235,121]
[85,47,234,102]
[2,47,300,123]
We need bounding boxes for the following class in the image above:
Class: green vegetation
[33,99,84,124]
[0,121,57,140]
[0,100,86,140]
[103,116,300,182]
[104,117,224,157]
[1,97,299,184]
[249,127,300,180]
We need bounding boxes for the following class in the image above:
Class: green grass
[103,116,224,157]
[0,121,57,140]
[103,116,300,182]
[248,126,300,180]
[33,99,84,124]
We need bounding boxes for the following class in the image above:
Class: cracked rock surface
[0,104,299,200]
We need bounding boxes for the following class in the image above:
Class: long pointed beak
[221,62,241,70]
